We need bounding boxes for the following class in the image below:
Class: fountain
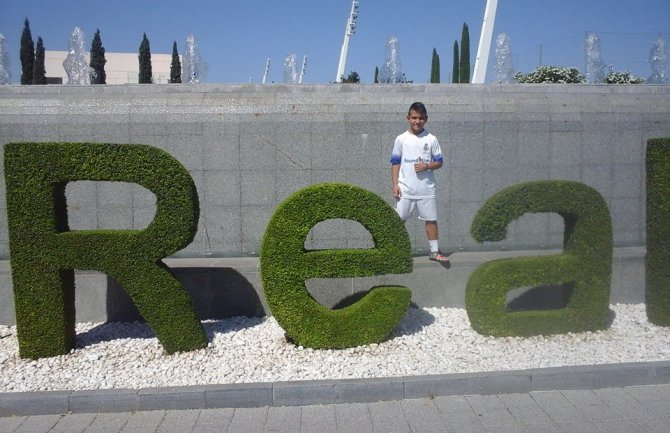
[378,36,403,83]
[494,33,515,84]
[63,27,90,85]
[0,33,10,85]
[584,32,607,84]
[283,53,298,84]
[647,35,668,84]
[182,34,206,84]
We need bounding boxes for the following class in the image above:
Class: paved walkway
[1,384,669,433]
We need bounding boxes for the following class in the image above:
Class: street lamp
[335,0,360,83]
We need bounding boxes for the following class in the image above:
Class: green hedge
[260,183,412,349]
[4,142,207,359]
[466,180,613,337]
[646,138,670,326]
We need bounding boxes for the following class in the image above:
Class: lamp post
[335,0,359,83]
[299,55,308,84]
[262,58,271,84]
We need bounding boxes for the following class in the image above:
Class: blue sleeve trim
[390,155,401,164]
[432,155,444,163]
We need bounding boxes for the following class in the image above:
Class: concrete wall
[0,84,669,324]
[2,84,669,257]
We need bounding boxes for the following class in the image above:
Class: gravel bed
[1,303,669,392]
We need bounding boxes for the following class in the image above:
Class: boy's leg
[395,197,414,221]
[426,220,448,263]
[417,199,449,263]
[425,220,439,241]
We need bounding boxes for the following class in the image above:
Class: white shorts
[395,197,438,221]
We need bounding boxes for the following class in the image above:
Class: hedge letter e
[260,183,412,349]
[4,142,207,359]
[466,180,613,337]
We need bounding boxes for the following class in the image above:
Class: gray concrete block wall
[2,84,669,259]
[0,84,669,324]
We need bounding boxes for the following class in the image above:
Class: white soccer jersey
[390,129,443,199]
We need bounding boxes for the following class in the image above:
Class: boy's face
[407,109,427,135]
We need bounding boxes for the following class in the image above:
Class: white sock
[429,240,439,253]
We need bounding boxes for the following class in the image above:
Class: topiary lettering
[466,180,613,337]
[4,142,207,358]
[260,183,413,348]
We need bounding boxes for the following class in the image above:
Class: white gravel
[1,303,669,392]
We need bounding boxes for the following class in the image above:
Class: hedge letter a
[4,142,207,359]
[466,180,613,337]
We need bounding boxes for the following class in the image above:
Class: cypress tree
[452,40,459,83]
[170,41,181,83]
[138,33,152,84]
[459,23,470,83]
[32,36,46,84]
[20,18,34,85]
[374,66,379,83]
[430,48,440,83]
[89,29,106,84]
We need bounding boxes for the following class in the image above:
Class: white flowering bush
[514,66,585,84]
[514,65,645,84]
[604,71,645,84]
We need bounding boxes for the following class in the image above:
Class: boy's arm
[428,160,443,170]
[415,159,443,172]
[391,164,401,198]
[429,138,444,171]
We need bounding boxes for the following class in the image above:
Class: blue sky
[1,0,668,84]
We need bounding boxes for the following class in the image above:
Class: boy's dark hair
[408,102,428,117]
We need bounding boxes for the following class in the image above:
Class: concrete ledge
[68,388,138,413]
[137,385,208,411]
[0,247,647,325]
[2,361,670,416]
[0,390,70,416]
[204,382,273,409]
[273,377,406,407]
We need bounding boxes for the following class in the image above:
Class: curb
[2,360,670,416]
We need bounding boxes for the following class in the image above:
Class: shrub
[466,180,612,337]
[604,71,644,84]
[341,71,360,83]
[646,138,670,325]
[260,183,412,349]
[515,66,585,84]
[4,142,207,359]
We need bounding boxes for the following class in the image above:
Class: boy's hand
[391,185,402,198]
[414,158,430,172]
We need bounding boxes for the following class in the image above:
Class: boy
[390,102,449,263]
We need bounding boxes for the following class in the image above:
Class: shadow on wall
[106,268,264,322]
[505,283,573,312]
